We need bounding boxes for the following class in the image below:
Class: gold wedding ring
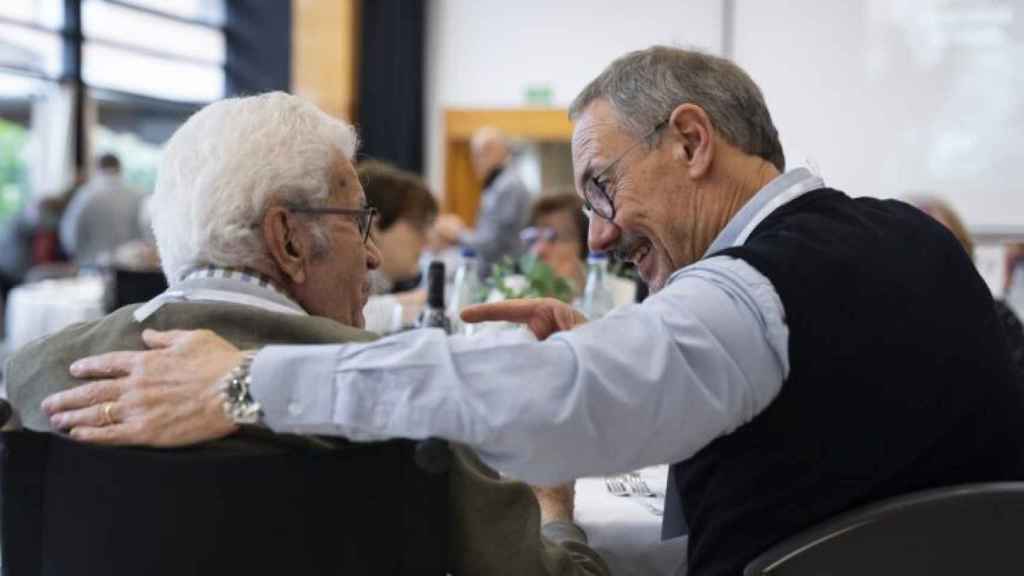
[102,402,116,427]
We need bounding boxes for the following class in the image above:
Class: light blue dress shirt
[251,169,824,485]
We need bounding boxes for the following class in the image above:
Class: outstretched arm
[47,258,789,486]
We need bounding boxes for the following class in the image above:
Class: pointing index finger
[460,300,545,324]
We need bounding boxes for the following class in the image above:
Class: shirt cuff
[250,344,340,433]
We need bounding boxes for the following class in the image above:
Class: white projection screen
[735,0,1024,232]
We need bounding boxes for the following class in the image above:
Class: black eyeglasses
[289,205,378,244]
[582,118,669,222]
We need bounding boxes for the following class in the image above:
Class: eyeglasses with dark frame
[582,118,669,222]
[289,205,378,244]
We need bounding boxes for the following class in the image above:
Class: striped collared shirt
[133,265,305,322]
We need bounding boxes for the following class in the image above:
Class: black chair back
[744,482,1024,576]
[1,430,448,576]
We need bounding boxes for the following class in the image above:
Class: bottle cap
[587,251,609,262]
[460,246,478,258]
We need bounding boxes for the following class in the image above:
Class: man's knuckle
[81,386,100,405]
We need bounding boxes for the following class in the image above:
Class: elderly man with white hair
[4,92,608,576]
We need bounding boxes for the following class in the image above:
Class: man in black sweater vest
[46,47,1024,575]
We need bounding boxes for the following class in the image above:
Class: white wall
[426,0,1024,229]
[424,0,724,196]
[733,0,1024,230]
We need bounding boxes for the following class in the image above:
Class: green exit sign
[525,84,554,106]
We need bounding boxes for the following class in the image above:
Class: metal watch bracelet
[220,350,263,425]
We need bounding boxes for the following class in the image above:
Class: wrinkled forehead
[329,154,366,204]
[570,100,631,185]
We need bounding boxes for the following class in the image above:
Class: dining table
[4,275,107,354]
[575,465,688,576]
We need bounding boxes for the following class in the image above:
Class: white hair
[150,92,359,282]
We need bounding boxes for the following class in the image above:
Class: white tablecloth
[575,465,688,576]
[4,276,107,353]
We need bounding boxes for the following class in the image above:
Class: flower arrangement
[488,256,576,303]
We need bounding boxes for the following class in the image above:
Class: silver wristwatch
[220,351,263,426]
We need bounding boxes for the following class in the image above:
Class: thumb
[141,329,192,350]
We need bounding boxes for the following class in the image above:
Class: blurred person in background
[521,192,637,307]
[1,172,86,291]
[13,92,608,576]
[359,160,437,295]
[434,126,530,273]
[908,195,1024,383]
[109,193,160,270]
[0,203,41,297]
[59,153,145,266]
[521,192,589,298]
[359,160,437,333]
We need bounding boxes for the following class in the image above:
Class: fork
[624,472,657,497]
[604,476,630,497]
[606,474,663,516]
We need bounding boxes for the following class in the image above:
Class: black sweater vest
[668,189,1024,576]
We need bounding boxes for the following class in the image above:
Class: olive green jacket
[5,301,608,576]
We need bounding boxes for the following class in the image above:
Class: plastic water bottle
[448,247,482,334]
[581,251,615,320]
[416,261,452,333]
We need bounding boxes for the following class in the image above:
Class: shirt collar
[703,167,824,256]
[177,265,291,296]
[664,167,824,287]
[133,265,306,322]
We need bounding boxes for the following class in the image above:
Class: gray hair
[151,92,359,282]
[570,46,785,172]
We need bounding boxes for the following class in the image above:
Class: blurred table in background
[576,465,688,576]
[4,276,106,353]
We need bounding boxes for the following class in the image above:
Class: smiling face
[571,98,780,293]
[571,100,698,292]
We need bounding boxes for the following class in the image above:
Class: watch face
[234,406,264,426]
[224,363,262,425]
[226,396,263,425]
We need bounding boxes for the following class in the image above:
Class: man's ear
[263,205,307,284]
[667,103,714,179]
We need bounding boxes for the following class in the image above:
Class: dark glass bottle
[414,261,452,474]
[416,261,452,333]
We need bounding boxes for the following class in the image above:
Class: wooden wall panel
[445,141,478,225]
[443,108,573,224]
[445,108,573,142]
[291,0,360,121]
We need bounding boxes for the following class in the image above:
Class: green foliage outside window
[0,118,29,221]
